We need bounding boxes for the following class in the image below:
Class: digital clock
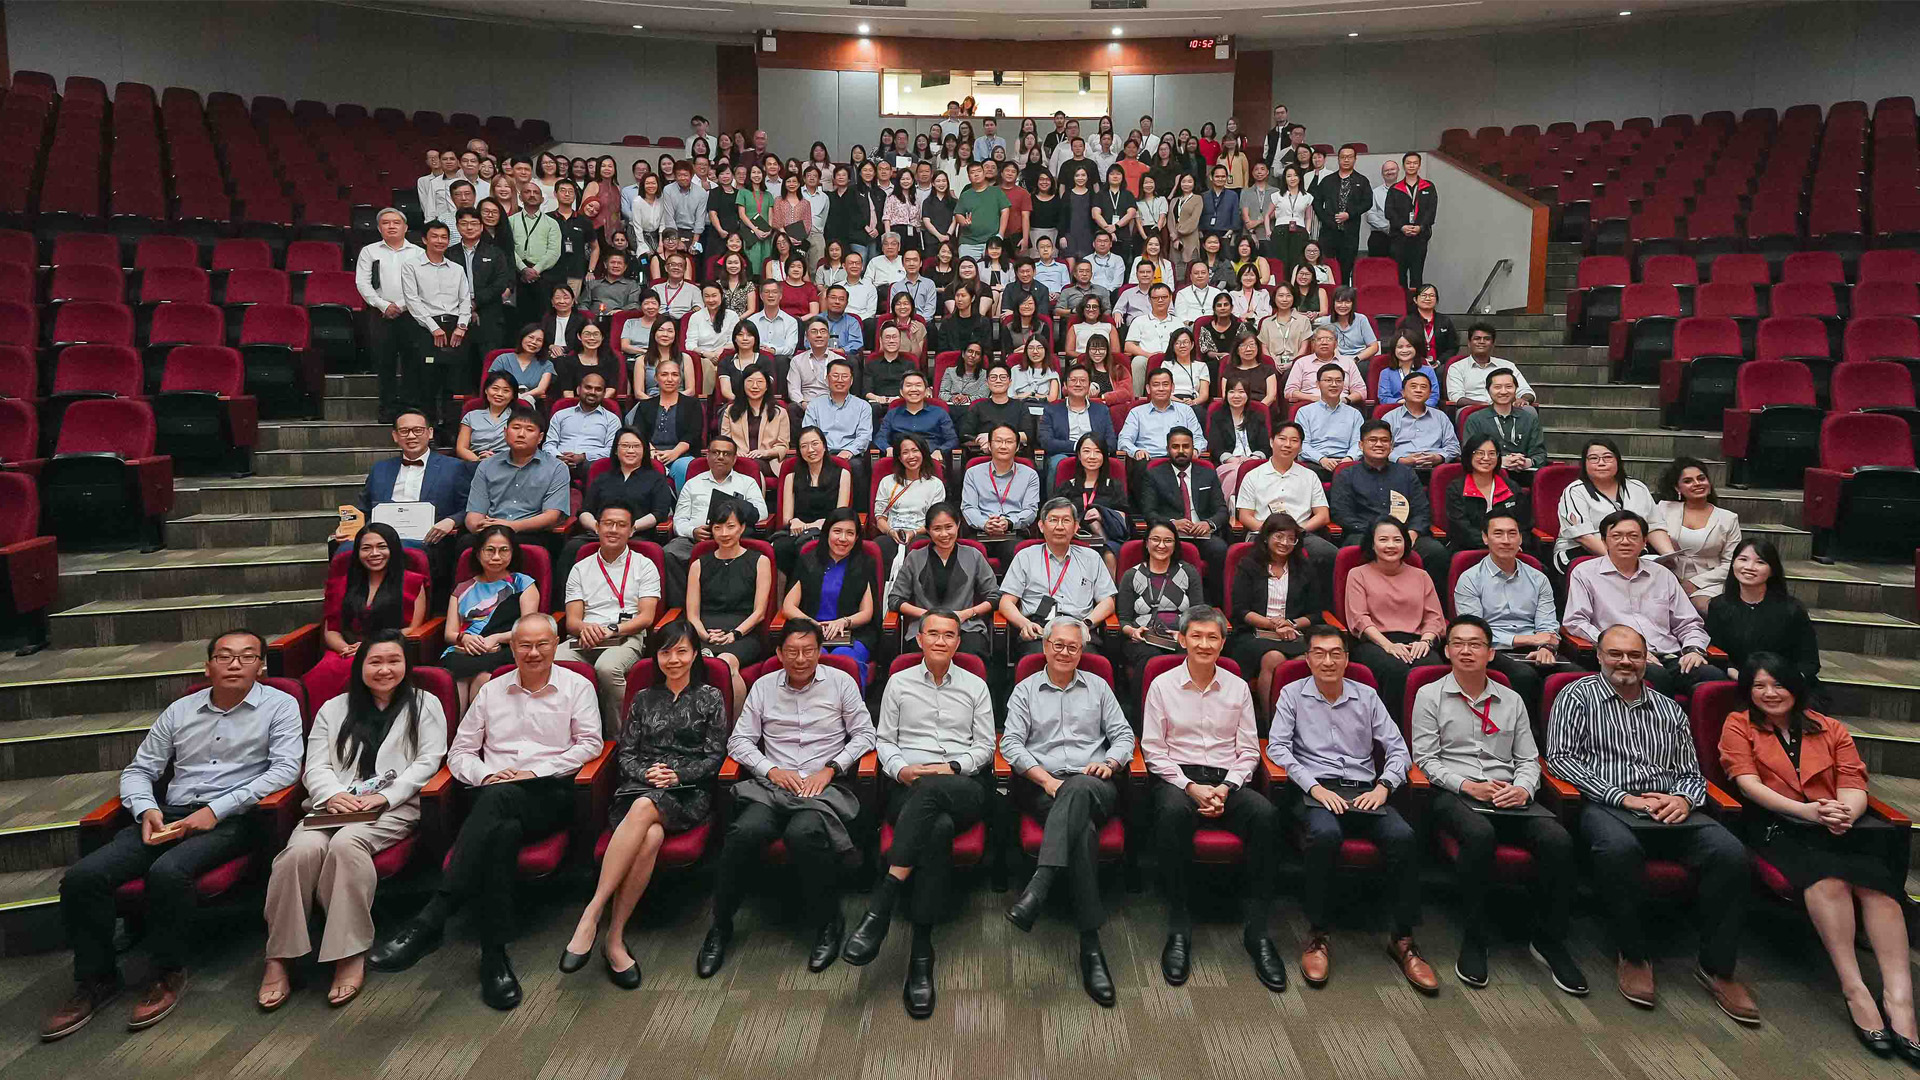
[1188,37,1216,50]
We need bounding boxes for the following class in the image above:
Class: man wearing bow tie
[357,410,472,597]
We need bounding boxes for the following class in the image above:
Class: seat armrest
[1561,626,1595,655]
[1869,795,1912,827]
[1128,747,1147,780]
[719,757,742,783]
[1262,752,1289,787]
[574,744,614,788]
[79,797,130,851]
[420,766,454,800]
[1406,763,1431,792]
[257,783,304,843]
[269,622,324,679]
[857,751,877,779]
[1704,780,1740,816]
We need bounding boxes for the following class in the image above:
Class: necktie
[1178,469,1193,517]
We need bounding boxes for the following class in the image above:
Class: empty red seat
[0,470,56,652]
[1804,411,1920,558]
[210,238,274,272]
[0,262,34,306]
[1569,255,1631,343]
[50,301,134,348]
[154,345,257,471]
[0,301,37,347]
[1354,285,1407,328]
[48,263,125,305]
[51,233,121,268]
[283,240,344,275]
[1609,282,1683,381]
[1768,281,1839,318]
[1691,282,1759,320]
[238,303,316,416]
[1755,315,1832,367]
[1852,282,1920,318]
[1722,360,1823,487]
[1844,316,1920,366]
[0,229,35,267]
[1639,254,1699,287]
[1859,249,1920,285]
[1659,317,1747,426]
[133,235,200,270]
[37,397,174,548]
[1782,251,1846,286]
[142,301,225,391]
[1830,359,1916,413]
[0,344,34,400]
[134,265,211,307]
[1709,254,1772,286]
[223,268,291,308]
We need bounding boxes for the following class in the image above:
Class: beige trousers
[557,636,649,736]
[263,809,416,962]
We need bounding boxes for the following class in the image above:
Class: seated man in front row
[1545,624,1758,1024]
[1267,624,1436,993]
[44,630,303,1041]
[1562,510,1726,700]
[463,405,572,562]
[370,614,602,1011]
[1409,614,1586,995]
[698,619,874,980]
[999,497,1116,661]
[1001,616,1135,1007]
[557,501,662,735]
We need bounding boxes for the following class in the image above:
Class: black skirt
[1749,811,1903,897]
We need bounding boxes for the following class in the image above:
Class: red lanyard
[989,466,1016,506]
[1467,694,1498,735]
[597,551,632,610]
[1422,317,1437,356]
[880,476,917,516]
[662,281,685,308]
[1043,550,1073,597]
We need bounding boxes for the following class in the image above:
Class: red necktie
[1178,470,1193,517]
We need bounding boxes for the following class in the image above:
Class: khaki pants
[263,811,415,962]
[558,636,650,735]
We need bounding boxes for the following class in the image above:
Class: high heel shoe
[1855,1020,1896,1057]
[1891,1032,1920,1066]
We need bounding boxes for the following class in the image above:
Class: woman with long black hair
[259,632,447,1009]
[309,523,429,692]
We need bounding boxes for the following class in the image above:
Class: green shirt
[954,184,1012,246]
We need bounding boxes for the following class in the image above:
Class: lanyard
[989,466,1017,507]
[597,551,632,610]
[1467,694,1498,736]
[1043,550,1073,597]
[662,281,686,309]
[880,476,919,516]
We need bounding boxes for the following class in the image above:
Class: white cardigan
[302,689,448,813]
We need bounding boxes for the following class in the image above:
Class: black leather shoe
[1245,937,1288,992]
[841,909,891,967]
[695,925,730,979]
[1456,935,1489,988]
[808,916,844,973]
[903,953,936,1018]
[1005,874,1052,933]
[1081,948,1116,1007]
[1160,932,1192,986]
[1856,1020,1896,1057]
[558,946,590,974]
[479,950,521,1010]
[368,920,441,973]
[605,954,641,990]
[1892,1032,1920,1065]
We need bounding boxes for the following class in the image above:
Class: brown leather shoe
[1300,935,1331,986]
[1389,936,1440,994]
[40,980,118,1042]
[1695,967,1761,1025]
[127,969,186,1031]
[1617,956,1656,1008]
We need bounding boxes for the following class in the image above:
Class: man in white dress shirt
[557,502,662,733]
[398,221,470,425]
[356,210,422,424]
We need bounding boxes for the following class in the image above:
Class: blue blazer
[360,453,472,538]
[1041,400,1116,456]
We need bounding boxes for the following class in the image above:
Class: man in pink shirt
[369,613,602,1010]
[1141,605,1285,992]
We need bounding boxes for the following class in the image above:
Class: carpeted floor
[0,866,1909,1080]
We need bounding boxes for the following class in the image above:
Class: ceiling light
[1348,31,1359,36]
[857,22,870,33]
[631,23,643,28]
[1112,26,1123,36]
[1619,9,1632,14]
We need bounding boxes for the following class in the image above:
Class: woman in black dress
[774,426,851,577]
[1717,656,1914,1058]
[1706,537,1822,693]
[687,496,772,709]
[1445,434,1530,551]
[1054,434,1128,571]
[1227,512,1327,722]
[563,429,675,567]
[551,322,622,397]
[559,620,728,988]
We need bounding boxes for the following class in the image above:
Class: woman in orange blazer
[1718,653,1915,1060]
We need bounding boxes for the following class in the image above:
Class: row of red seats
[1572,249,1920,344]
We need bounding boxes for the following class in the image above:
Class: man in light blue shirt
[1295,363,1363,475]
[893,250,940,319]
[745,281,801,359]
[543,371,621,476]
[803,359,873,456]
[51,630,303,1033]
[821,285,865,356]
[1452,512,1579,708]
[1031,236,1071,294]
[1118,368,1208,460]
[961,425,1041,563]
[972,118,1008,165]
[1085,231,1126,292]
[1384,373,1459,466]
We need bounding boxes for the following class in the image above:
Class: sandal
[327,979,364,1008]
[257,964,294,1012]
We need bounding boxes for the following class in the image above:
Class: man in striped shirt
[1545,624,1759,1025]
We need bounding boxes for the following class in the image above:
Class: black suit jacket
[624,395,705,453]
[1312,171,1374,236]
[1206,407,1270,470]
[1140,460,1229,535]
[1230,552,1327,632]
[454,241,515,312]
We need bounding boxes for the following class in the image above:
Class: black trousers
[439,777,573,945]
[365,310,408,421]
[1366,229,1394,258]
[1149,781,1277,932]
[404,315,465,425]
[713,788,853,927]
[1487,652,1584,721]
[1296,795,1420,934]
[1642,655,1729,700]
[60,803,257,982]
[885,771,993,925]
[1391,234,1430,290]
[1325,226,1361,285]
[1430,791,1574,940]
[1014,774,1117,931]
[1578,803,1747,976]
[1351,632,1449,721]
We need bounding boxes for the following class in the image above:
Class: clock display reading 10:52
[1187,38,1217,50]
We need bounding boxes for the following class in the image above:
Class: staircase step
[323,395,380,423]
[48,589,320,649]
[1856,773,1920,872]
[172,474,363,517]
[1811,608,1920,657]
[1715,488,1803,526]
[1501,343,1609,365]
[1821,652,1920,723]
[167,509,340,549]
[1535,403,1665,430]
[0,867,66,956]
[1475,314,1564,332]
[1845,715,1920,780]
[1528,364,1611,385]
[0,770,119,872]
[1531,382,1658,406]
[1785,558,1917,616]
[1734,522,1813,560]
[1546,426,1720,460]
[57,544,329,605]
[257,421,392,452]
[325,373,379,397]
[0,711,153,782]
[255,446,390,477]
[0,640,212,722]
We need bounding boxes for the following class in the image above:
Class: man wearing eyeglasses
[357,410,472,598]
[43,630,303,1041]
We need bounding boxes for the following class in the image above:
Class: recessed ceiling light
[1348,31,1359,36]
[857,22,870,33]
[1111,26,1123,36]
[631,23,643,29]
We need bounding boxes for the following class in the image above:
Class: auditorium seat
[236,302,315,417]
[1804,411,1920,561]
[1722,360,1822,488]
[50,232,120,269]
[1708,253,1772,288]
[1852,281,1920,317]
[153,345,257,474]
[1659,317,1746,429]
[302,270,364,369]
[142,301,224,392]
[1860,248,1920,285]
[0,470,56,655]
[36,396,174,549]
[1608,282,1683,382]
[38,342,142,452]
[1755,314,1836,391]
[1844,316,1920,374]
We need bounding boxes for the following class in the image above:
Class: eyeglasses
[394,426,431,436]
[210,652,262,665]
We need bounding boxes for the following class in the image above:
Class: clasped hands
[1621,791,1692,824]
[1460,778,1530,808]
[766,765,837,797]
[1309,782,1388,815]
[321,792,391,814]
[140,807,217,845]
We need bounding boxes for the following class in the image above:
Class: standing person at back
[1311,147,1370,284]
[356,209,422,424]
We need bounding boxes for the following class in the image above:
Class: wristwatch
[948,760,965,775]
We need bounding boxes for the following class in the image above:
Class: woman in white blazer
[1652,457,1743,613]
[258,631,447,1010]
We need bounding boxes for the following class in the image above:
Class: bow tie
[399,458,425,468]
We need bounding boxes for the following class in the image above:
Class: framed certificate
[371,501,435,542]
